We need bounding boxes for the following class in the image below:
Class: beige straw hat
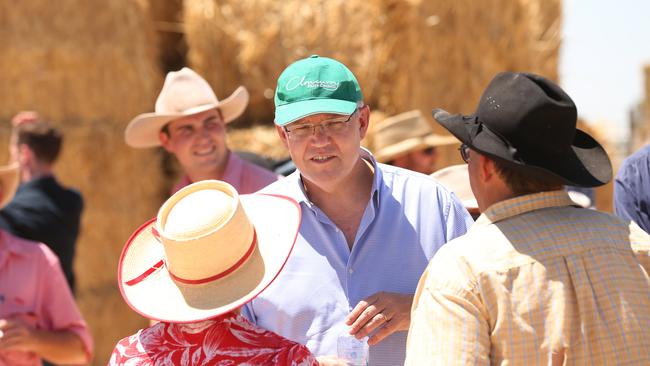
[431,164,478,211]
[125,67,249,148]
[373,110,458,163]
[0,163,19,209]
[118,180,301,323]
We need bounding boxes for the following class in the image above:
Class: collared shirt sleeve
[38,245,93,363]
[405,244,490,366]
[614,148,650,233]
[443,191,475,242]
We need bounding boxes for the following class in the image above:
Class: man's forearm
[32,329,88,365]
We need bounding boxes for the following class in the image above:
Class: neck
[21,163,53,183]
[185,151,229,183]
[302,157,374,212]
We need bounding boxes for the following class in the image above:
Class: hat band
[124,228,257,286]
[468,118,519,159]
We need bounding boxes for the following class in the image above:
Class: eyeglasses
[283,109,358,140]
[459,143,471,163]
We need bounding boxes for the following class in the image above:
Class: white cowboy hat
[124,67,250,148]
[372,110,458,163]
[118,180,301,323]
[0,163,19,209]
[431,164,478,211]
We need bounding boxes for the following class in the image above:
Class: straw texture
[1,1,163,363]
[184,0,561,127]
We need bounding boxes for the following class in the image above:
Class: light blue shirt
[243,150,473,366]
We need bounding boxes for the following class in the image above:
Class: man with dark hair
[406,72,650,365]
[0,113,83,293]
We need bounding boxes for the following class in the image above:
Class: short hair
[492,157,564,195]
[13,120,63,164]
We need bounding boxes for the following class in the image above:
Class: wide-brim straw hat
[373,110,457,163]
[431,164,478,211]
[118,180,301,323]
[0,163,19,209]
[125,67,250,148]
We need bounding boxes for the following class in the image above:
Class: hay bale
[141,0,188,72]
[227,125,288,160]
[184,0,561,131]
[1,1,163,364]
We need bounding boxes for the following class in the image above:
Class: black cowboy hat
[433,72,611,187]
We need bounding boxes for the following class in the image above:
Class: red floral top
[108,312,318,366]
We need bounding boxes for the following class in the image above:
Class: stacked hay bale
[185,0,561,165]
[635,65,650,149]
[0,1,163,363]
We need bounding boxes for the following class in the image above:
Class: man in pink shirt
[0,162,92,366]
[124,68,279,195]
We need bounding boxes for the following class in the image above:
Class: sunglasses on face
[459,144,471,163]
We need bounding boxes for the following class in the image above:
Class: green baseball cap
[274,55,363,126]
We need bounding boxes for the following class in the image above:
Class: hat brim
[375,134,458,163]
[432,109,612,187]
[125,86,250,148]
[275,98,357,126]
[118,193,301,323]
[0,163,19,209]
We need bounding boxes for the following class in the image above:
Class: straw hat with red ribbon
[118,180,301,323]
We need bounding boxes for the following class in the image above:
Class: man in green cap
[241,55,473,366]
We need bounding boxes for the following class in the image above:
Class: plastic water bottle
[337,333,369,366]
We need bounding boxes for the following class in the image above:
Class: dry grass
[184,0,560,131]
[1,1,164,364]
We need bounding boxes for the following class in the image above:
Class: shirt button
[348,268,354,274]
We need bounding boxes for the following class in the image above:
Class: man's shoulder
[258,171,299,195]
[377,163,448,193]
[19,177,83,205]
[3,231,59,264]
[377,164,463,209]
[619,145,650,172]
[240,155,280,178]
[237,155,282,191]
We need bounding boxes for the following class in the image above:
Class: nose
[196,125,214,141]
[309,125,331,146]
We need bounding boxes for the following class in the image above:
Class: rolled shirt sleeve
[38,245,93,362]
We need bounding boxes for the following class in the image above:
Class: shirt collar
[0,230,25,270]
[287,147,381,210]
[221,150,243,188]
[176,150,239,189]
[475,190,577,226]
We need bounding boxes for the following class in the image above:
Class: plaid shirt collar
[475,190,578,227]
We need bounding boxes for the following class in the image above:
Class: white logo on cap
[285,76,340,92]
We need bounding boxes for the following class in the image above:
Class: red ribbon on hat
[125,227,257,286]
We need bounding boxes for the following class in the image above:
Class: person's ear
[17,144,33,165]
[478,154,496,184]
[159,130,174,153]
[275,125,289,149]
[357,105,371,139]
